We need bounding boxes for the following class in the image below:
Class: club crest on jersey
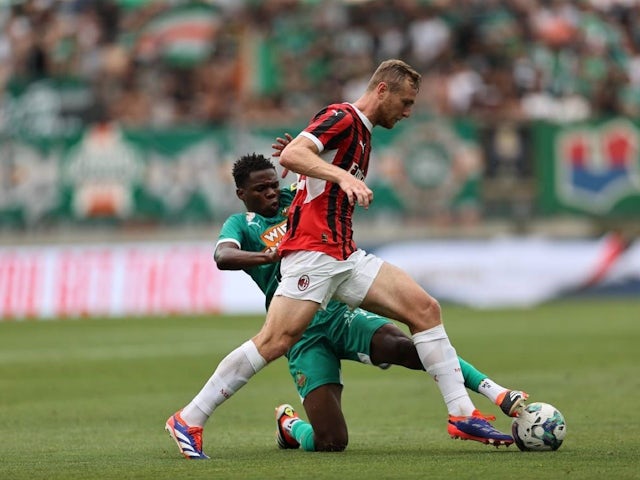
[556,119,640,213]
[297,275,310,291]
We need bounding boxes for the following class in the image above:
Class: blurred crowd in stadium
[2,0,640,128]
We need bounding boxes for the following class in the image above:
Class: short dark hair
[367,59,421,93]
[232,153,276,188]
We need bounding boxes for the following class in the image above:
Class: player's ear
[236,188,245,200]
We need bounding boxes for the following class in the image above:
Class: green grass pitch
[1,298,638,480]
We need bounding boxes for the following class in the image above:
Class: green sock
[291,420,316,452]
[458,356,487,393]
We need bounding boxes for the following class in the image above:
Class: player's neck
[352,94,378,127]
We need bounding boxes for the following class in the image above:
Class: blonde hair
[367,59,421,93]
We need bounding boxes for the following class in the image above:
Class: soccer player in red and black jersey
[165,60,512,460]
[278,102,372,260]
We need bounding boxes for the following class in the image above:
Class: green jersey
[217,184,347,317]
[217,185,294,309]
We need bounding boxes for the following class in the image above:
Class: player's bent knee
[314,434,348,452]
[268,339,295,361]
[312,423,348,452]
[427,297,442,321]
[411,296,442,331]
[253,335,297,362]
[373,326,423,370]
[394,336,422,367]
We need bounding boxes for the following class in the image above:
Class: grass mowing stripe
[0,299,638,479]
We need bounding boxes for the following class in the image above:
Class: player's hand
[272,133,293,177]
[265,246,281,263]
[339,177,373,208]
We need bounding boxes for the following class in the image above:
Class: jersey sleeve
[302,105,354,152]
[216,214,245,249]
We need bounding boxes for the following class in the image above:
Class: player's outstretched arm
[214,242,280,271]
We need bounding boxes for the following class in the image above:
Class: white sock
[180,340,267,426]
[478,378,507,404]
[412,325,476,416]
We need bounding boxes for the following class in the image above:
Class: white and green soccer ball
[512,402,567,451]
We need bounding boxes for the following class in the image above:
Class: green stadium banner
[136,2,222,68]
[3,77,95,138]
[0,116,481,229]
[536,118,640,217]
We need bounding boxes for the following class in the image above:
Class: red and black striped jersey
[278,103,373,260]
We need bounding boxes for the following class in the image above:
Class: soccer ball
[512,402,567,451]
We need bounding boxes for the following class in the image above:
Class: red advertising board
[0,243,225,319]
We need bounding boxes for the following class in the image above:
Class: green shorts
[286,301,391,399]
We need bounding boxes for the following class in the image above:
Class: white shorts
[275,249,383,309]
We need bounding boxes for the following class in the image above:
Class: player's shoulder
[279,182,296,201]
[222,211,257,228]
[314,102,354,121]
[224,212,246,222]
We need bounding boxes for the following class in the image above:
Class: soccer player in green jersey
[211,148,527,452]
